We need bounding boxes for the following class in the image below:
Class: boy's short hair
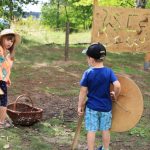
[82,42,106,60]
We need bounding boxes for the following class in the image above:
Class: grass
[0,21,149,149]
[14,20,91,45]
[41,86,80,96]
[0,118,72,149]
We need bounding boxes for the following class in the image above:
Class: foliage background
[1,0,150,31]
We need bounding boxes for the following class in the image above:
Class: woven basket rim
[7,102,32,106]
[7,102,43,113]
[7,109,43,113]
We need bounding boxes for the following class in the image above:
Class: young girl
[0,29,21,128]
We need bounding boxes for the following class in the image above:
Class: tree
[0,0,39,20]
[135,0,147,8]
[48,0,62,29]
[41,0,92,31]
[41,0,150,31]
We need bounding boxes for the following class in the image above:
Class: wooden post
[94,0,99,5]
[144,52,150,70]
[65,22,70,61]
[91,0,99,43]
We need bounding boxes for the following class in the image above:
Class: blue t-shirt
[80,67,117,112]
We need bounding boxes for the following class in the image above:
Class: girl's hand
[110,91,117,101]
[78,107,84,116]
[7,79,11,87]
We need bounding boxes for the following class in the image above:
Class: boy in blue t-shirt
[78,43,121,150]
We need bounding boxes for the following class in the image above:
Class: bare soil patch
[6,47,150,150]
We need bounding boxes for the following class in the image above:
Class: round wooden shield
[110,74,143,132]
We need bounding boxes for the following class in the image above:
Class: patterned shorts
[0,81,7,107]
[85,107,112,131]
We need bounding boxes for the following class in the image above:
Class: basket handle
[13,94,34,111]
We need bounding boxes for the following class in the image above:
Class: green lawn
[0,22,149,150]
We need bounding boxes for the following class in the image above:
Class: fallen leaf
[1,136,5,138]
[3,144,10,149]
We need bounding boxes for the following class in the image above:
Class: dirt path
[6,47,150,150]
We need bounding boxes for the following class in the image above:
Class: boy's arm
[111,80,121,101]
[78,86,88,116]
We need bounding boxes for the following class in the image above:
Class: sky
[23,0,49,12]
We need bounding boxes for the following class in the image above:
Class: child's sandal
[0,121,12,129]
[0,122,5,129]
[0,123,4,129]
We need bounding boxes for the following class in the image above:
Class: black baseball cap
[82,42,106,60]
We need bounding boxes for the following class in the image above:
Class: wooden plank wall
[91,4,150,52]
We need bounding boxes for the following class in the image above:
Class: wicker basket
[7,94,43,126]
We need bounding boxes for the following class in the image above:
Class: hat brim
[0,31,21,46]
[82,48,88,54]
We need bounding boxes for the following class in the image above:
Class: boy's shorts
[85,107,112,131]
[0,81,7,107]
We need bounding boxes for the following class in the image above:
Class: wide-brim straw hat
[110,74,143,132]
[0,29,21,45]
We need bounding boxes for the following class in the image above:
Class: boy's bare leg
[87,131,96,150]
[102,130,110,150]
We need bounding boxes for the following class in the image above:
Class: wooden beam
[93,0,99,6]
[91,0,99,43]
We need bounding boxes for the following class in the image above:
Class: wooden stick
[71,115,84,150]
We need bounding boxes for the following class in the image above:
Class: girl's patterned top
[0,46,13,83]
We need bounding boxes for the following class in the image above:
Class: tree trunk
[64,22,70,61]
[9,0,13,20]
[83,9,86,30]
[135,0,147,8]
[56,0,60,29]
